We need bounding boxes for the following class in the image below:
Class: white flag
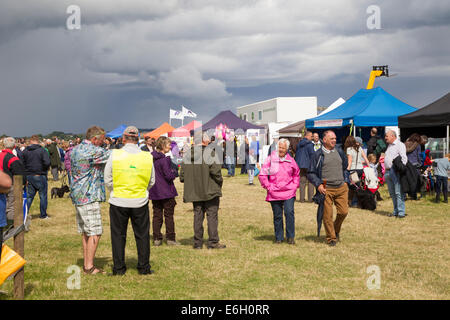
[182,105,197,118]
[170,108,184,119]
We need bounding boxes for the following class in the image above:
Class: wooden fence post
[13,175,24,300]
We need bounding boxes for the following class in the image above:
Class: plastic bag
[0,244,26,285]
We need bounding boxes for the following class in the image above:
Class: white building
[237,97,317,125]
[237,97,318,146]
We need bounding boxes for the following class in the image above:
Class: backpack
[374,139,387,156]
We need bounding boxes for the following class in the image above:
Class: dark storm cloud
[0,0,449,136]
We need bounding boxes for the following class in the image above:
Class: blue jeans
[270,197,295,241]
[385,169,405,217]
[27,175,48,218]
[435,175,448,202]
[226,156,235,176]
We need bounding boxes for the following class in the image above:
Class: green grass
[1,170,449,299]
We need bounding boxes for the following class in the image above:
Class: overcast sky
[1,0,449,136]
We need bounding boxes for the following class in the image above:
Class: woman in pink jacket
[259,139,300,244]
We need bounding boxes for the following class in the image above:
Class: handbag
[349,149,360,183]
[350,171,360,183]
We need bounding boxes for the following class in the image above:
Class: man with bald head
[384,130,408,218]
[308,130,349,246]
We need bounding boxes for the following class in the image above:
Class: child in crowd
[432,153,450,203]
[367,154,378,178]
[363,154,380,197]
[377,152,386,186]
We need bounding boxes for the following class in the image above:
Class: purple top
[148,150,178,200]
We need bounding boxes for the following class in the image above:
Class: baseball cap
[123,126,139,137]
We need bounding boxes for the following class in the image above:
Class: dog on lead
[51,185,70,199]
[356,188,377,211]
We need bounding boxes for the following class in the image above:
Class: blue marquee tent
[305,87,417,129]
[106,124,127,139]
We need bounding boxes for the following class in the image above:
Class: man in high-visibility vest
[105,126,155,275]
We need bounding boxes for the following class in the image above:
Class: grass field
[1,170,449,300]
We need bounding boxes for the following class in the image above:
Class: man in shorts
[70,126,111,274]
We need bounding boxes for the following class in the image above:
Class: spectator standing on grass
[295,131,315,203]
[64,143,75,186]
[384,130,408,219]
[345,136,370,207]
[1,137,25,222]
[47,137,61,181]
[149,136,179,246]
[259,139,300,245]
[367,128,379,156]
[70,126,111,275]
[367,128,387,162]
[180,133,226,250]
[141,136,155,152]
[248,136,258,185]
[405,133,423,200]
[0,170,13,261]
[22,135,51,220]
[432,153,450,203]
[240,136,249,175]
[307,130,349,247]
[105,126,155,275]
[312,132,322,151]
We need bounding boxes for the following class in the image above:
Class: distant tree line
[1,131,84,141]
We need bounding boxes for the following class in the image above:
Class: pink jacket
[259,152,300,201]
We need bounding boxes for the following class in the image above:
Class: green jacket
[47,142,61,168]
[179,145,223,203]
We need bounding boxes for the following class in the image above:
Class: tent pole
[353,126,356,137]
[444,125,449,156]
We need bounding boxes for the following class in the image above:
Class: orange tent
[144,122,175,139]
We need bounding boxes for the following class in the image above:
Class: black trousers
[109,203,151,274]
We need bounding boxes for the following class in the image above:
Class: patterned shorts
[75,202,103,236]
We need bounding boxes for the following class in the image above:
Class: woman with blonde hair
[148,136,179,246]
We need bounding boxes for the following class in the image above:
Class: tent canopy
[278,121,305,134]
[305,87,417,129]
[398,92,450,128]
[169,120,202,137]
[202,110,264,131]
[319,97,346,116]
[106,124,127,139]
[279,98,346,134]
[398,92,450,139]
[144,122,175,139]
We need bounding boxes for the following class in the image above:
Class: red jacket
[0,149,25,178]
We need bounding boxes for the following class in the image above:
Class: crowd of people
[0,125,448,274]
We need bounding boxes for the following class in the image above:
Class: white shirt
[347,148,364,170]
[384,139,407,170]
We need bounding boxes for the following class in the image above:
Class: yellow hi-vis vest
[112,149,153,199]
